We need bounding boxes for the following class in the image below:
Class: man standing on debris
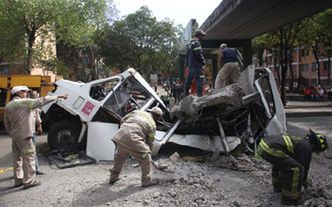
[184,29,206,97]
[4,86,68,189]
[257,129,329,205]
[215,43,243,89]
[109,106,163,187]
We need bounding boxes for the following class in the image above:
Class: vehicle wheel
[47,120,81,151]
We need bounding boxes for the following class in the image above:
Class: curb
[285,105,332,109]
[286,111,332,117]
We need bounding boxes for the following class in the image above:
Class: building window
[301,49,309,57]
[311,78,317,85]
[300,64,309,71]
[312,63,317,71]
[323,61,329,71]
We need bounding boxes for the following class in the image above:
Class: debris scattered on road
[45,150,96,169]
[169,152,180,162]
[151,160,168,170]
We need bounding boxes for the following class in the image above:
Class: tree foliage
[317,8,332,86]
[298,8,332,86]
[97,6,181,77]
[253,19,310,105]
[0,0,108,74]
[253,8,332,105]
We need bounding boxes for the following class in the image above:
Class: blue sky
[114,0,222,27]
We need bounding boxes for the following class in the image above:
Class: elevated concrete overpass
[201,0,332,67]
[177,0,332,83]
[201,0,332,40]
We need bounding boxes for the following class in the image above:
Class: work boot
[281,195,304,206]
[109,178,120,184]
[23,180,41,189]
[14,179,23,188]
[36,171,45,175]
[109,169,120,185]
[141,178,159,187]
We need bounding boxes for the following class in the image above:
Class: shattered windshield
[103,76,152,117]
[257,75,276,115]
[90,78,119,101]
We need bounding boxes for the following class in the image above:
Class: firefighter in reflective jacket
[257,129,329,205]
[184,29,206,97]
[109,106,163,187]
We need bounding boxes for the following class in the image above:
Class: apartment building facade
[0,31,58,82]
[257,45,332,91]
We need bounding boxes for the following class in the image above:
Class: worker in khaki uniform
[215,43,243,89]
[109,106,163,187]
[4,85,68,189]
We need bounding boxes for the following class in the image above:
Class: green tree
[254,9,332,100]
[97,6,181,77]
[318,9,332,87]
[0,2,26,63]
[296,16,323,85]
[0,0,108,74]
[253,34,281,83]
[253,20,310,105]
[299,8,332,87]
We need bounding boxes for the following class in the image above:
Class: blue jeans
[184,67,204,97]
[31,134,39,172]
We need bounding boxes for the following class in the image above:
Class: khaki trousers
[111,144,152,185]
[215,62,241,89]
[12,137,36,187]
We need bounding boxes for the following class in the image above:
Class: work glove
[36,123,43,135]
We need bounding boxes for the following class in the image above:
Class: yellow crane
[0,75,54,123]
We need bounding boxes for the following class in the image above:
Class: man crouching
[109,106,163,187]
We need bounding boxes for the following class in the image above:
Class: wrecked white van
[42,67,286,161]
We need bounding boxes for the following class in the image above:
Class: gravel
[1,147,331,207]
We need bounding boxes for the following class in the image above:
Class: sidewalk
[285,100,332,117]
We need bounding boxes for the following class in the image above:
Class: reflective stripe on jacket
[257,134,312,180]
[185,39,205,68]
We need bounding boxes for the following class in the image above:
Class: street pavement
[285,100,332,117]
[1,96,331,206]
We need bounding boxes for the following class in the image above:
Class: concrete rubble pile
[140,155,274,207]
[302,179,332,207]
[141,154,332,207]
[169,83,246,135]
[171,83,244,120]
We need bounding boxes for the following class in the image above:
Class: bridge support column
[242,39,252,69]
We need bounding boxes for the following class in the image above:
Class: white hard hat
[11,85,30,95]
[220,43,227,50]
[147,106,163,116]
